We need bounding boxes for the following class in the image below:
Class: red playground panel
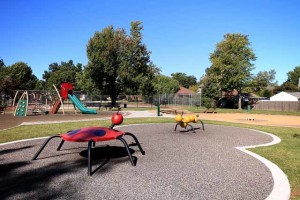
[61,127,125,142]
[60,83,74,99]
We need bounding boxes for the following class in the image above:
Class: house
[174,87,195,105]
[270,92,300,101]
[176,87,195,95]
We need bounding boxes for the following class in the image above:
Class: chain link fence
[3,91,202,111]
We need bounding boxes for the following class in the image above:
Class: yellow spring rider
[174,111,205,133]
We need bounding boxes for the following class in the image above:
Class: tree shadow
[79,145,137,175]
[0,145,34,156]
[0,160,85,200]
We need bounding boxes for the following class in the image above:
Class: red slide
[50,99,62,114]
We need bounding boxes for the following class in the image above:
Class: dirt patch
[195,112,300,128]
[1,110,300,131]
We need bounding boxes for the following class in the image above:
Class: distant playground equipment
[13,83,97,116]
[14,90,51,116]
[58,83,97,114]
[174,111,205,133]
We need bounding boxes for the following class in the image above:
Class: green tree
[153,74,180,94]
[43,60,83,89]
[86,21,157,107]
[120,21,158,96]
[0,58,12,104]
[250,69,276,93]
[208,33,256,109]
[171,72,197,88]
[76,68,100,94]
[280,66,300,91]
[9,62,38,90]
[200,72,221,108]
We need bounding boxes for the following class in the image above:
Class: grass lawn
[0,117,299,199]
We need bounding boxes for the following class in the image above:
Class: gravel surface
[0,124,274,200]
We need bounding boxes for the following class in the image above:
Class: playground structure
[174,111,205,133]
[13,90,52,116]
[58,83,97,114]
[14,83,97,116]
[32,108,145,176]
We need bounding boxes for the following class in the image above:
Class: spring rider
[174,111,205,133]
[32,108,145,176]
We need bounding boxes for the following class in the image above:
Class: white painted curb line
[236,129,290,200]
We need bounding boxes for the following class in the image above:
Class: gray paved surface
[0,124,274,200]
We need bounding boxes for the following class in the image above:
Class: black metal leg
[117,137,135,166]
[174,123,180,131]
[32,135,61,160]
[88,140,93,176]
[57,140,65,151]
[198,120,205,130]
[125,132,145,155]
[187,124,195,133]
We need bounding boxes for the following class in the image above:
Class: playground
[0,122,282,199]
[0,109,294,199]
[12,83,97,117]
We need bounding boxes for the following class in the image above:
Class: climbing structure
[14,92,28,116]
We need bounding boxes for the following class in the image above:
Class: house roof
[176,86,194,94]
[270,91,300,101]
[286,92,300,99]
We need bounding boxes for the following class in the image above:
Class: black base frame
[174,120,205,133]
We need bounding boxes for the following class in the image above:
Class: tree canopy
[86,21,157,106]
[171,72,197,88]
[279,66,300,91]
[153,74,180,94]
[206,33,256,109]
[9,62,38,90]
[43,60,83,90]
[250,69,276,95]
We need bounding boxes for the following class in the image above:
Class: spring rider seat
[174,111,205,133]
[32,109,145,176]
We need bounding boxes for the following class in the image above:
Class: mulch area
[0,112,115,131]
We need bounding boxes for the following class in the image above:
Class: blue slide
[68,94,97,114]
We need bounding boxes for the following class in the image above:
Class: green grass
[0,117,299,199]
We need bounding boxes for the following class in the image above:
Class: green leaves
[203,33,256,109]
[86,22,156,106]
[43,60,83,90]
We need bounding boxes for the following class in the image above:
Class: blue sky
[1,0,299,84]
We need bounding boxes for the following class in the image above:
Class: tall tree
[86,26,126,107]
[86,21,157,107]
[120,21,158,96]
[171,72,197,88]
[43,60,82,89]
[208,33,256,109]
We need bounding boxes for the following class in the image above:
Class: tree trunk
[111,93,117,108]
